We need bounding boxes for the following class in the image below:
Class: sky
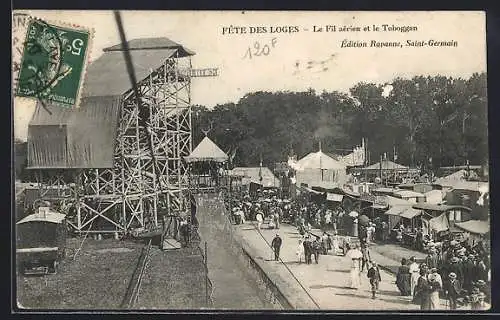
[12,10,486,141]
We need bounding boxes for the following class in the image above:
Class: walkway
[196,196,277,309]
[234,221,451,310]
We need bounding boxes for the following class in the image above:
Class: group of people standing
[295,233,327,264]
[395,240,490,310]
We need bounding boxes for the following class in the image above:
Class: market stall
[454,219,490,247]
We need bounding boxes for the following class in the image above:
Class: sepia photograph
[12,10,490,311]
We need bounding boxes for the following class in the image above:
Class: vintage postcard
[13,10,489,312]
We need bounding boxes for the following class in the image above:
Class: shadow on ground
[334,292,413,305]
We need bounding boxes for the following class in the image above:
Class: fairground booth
[185,136,228,193]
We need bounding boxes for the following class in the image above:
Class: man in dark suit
[271,233,282,261]
[303,235,312,264]
[360,241,371,272]
[462,254,476,292]
[444,272,462,310]
[312,236,322,264]
[425,248,439,270]
[448,257,464,285]
[367,261,382,299]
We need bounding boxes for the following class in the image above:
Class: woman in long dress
[296,238,305,263]
[396,258,412,296]
[414,269,431,310]
[409,256,420,296]
[427,268,443,310]
[347,243,363,289]
[331,233,340,255]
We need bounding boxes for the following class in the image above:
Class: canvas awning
[327,193,343,202]
[455,220,489,235]
[393,190,425,198]
[385,205,411,216]
[399,208,421,219]
[427,212,450,233]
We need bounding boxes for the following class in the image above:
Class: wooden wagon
[16,208,67,275]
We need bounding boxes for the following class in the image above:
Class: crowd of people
[395,240,491,310]
[224,188,491,310]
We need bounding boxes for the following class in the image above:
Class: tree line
[192,72,487,171]
[15,72,487,181]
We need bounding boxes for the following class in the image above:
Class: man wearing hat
[271,233,283,261]
[256,210,264,231]
[448,256,464,285]
[425,248,439,270]
[474,280,490,304]
[367,261,382,299]
[303,235,312,264]
[312,236,322,264]
[462,254,476,292]
[468,286,483,310]
[444,272,462,310]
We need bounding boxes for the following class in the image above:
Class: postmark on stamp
[14,16,92,108]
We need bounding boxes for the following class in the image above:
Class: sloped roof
[393,190,425,198]
[184,136,228,163]
[434,170,467,186]
[385,205,410,216]
[363,160,408,170]
[17,211,66,224]
[231,167,280,187]
[400,207,422,219]
[83,48,179,97]
[296,151,346,170]
[373,187,398,194]
[103,37,195,57]
[413,203,472,212]
[455,220,489,235]
[424,189,446,204]
[386,196,412,207]
[448,181,489,192]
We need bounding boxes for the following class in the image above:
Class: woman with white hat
[428,268,443,310]
[346,243,363,289]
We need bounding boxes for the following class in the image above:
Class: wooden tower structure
[26,38,196,235]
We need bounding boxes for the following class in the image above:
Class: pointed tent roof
[363,160,408,170]
[296,151,346,170]
[185,136,228,163]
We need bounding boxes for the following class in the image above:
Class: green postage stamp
[14,17,93,108]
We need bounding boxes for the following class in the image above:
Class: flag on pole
[259,155,263,182]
